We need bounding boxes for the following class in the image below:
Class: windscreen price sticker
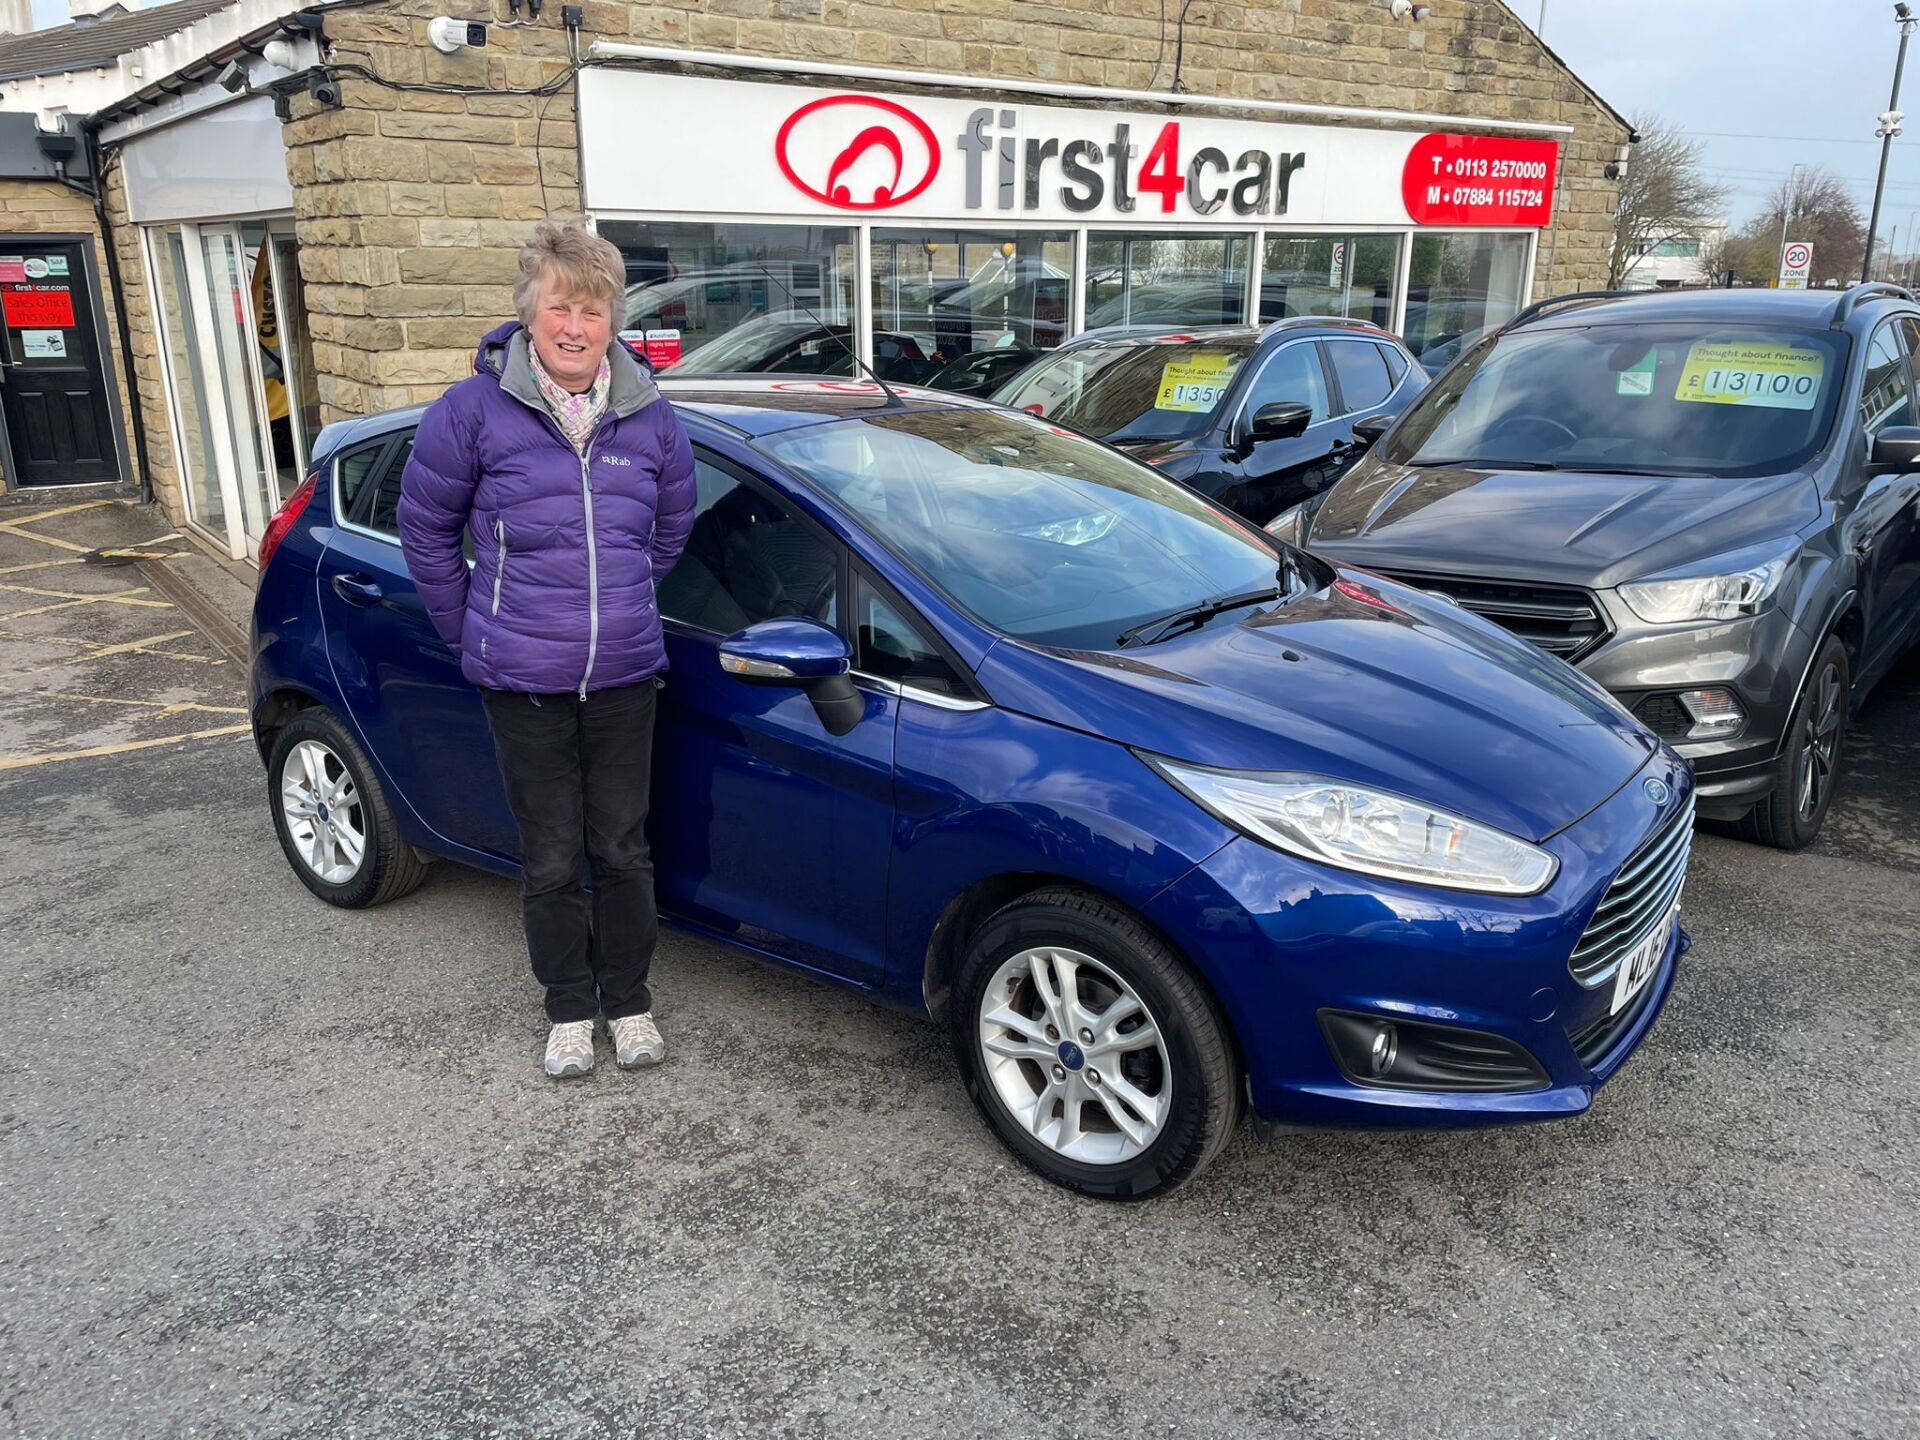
[1675,342,1824,411]
[1154,354,1236,412]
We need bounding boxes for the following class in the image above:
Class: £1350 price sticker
[1154,353,1237,412]
[1675,341,1824,410]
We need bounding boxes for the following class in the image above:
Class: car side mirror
[1247,401,1313,445]
[1869,425,1920,471]
[1350,413,1394,448]
[718,618,863,735]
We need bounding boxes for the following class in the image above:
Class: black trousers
[481,680,659,1025]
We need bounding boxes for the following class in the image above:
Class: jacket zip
[577,432,601,701]
[490,518,507,616]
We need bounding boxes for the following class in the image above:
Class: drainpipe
[71,123,155,505]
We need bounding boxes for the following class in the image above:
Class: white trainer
[610,1012,665,1069]
[544,1019,596,1078]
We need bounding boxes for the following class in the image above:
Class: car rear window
[995,338,1255,443]
[1326,338,1393,412]
[1384,321,1851,478]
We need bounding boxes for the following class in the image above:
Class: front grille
[1374,570,1612,660]
[1568,956,1666,1069]
[1632,693,1693,741]
[1568,796,1696,986]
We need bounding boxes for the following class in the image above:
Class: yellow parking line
[0,522,92,554]
[2,500,111,528]
[0,723,251,772]
[0,583,172,619]
[0,558,87,577]
[41,691,246,716]
[0,627,226,666]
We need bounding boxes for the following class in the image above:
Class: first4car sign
[1779,241,1814,290]
[581,71,1560,230]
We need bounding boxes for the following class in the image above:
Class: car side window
[1378,342,1409,385]
[334,441,388,523]
[855,572,970,698]
[360,437,414,537]
[1901,317,1920,394]
[1860,321,1913,442]
[1239,342,1329,428]
[658,454,839,635]
[1326,338,1394,414]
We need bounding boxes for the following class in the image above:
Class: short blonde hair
[514,218,625,329]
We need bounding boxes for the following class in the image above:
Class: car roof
[1519,286,1914,334]
[308,376,999,466]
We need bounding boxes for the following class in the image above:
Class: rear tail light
[258,473,318,572]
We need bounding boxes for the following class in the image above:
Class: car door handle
[332,573,384,606]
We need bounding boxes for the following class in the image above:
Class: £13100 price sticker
[1675,341,1824,411]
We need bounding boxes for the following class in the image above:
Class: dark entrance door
[0,240,120,487]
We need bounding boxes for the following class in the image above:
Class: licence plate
[1610,900,1678,1015]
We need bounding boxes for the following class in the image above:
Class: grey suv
[1270,283,1920,849]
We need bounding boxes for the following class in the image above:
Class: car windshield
[994,339,1254,443]
[756,407,1297,650]
[1385,321,1850,478]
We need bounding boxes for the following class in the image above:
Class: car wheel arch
[251,685,329,764]
[919,873,1246,1073]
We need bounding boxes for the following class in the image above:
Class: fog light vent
[1319,1010,1549,1093]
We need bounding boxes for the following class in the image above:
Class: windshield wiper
[1116,585,1290,648]
[1409,457,1562,470]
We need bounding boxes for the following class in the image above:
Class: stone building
[0,0,1628,563]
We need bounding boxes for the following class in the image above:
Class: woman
[399,219,695,1080]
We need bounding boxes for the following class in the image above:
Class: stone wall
[284,0,1626,425]
[97,159,185,522]
[0,178,141,497]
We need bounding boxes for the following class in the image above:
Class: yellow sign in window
[1675,342,1824,411]
[1154,353,1238,412]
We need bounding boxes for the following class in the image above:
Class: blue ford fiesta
[251,378,1692,1199]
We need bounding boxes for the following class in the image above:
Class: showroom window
[1085,232,1253,329]
[596,221,857,372]
[1402,231,1531,365]
[1260,233,1400,329]
[870,228,1073,389]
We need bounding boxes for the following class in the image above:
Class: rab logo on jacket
[598,454,632,467]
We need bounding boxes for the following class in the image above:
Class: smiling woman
[397,218,698,1081]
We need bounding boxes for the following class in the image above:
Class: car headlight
[1265,502,1309,545]
[1618,547,1794,624]
[1145,758,1559,895]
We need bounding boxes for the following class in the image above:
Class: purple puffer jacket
[398,322,695,696]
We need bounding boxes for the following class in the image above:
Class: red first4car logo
[775,95,942,210]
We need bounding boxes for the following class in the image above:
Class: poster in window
[22,329,66,359]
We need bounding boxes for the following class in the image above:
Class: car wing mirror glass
[1247,401,1314,445]
[1868,425,1920,471]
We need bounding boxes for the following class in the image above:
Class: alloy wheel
[977,945,1172,1165]
[1796,661,1843,821]
[280,739,366,885]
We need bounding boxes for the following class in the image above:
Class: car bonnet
[975,573,1658,844]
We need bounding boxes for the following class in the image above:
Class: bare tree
[1724,167,1868,287]
[1608,114,1729,288]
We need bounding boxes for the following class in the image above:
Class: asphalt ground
[2,501,1917,1438]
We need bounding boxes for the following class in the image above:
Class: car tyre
[952,888,1241,1200]
[267,708,427,908]
[1737,634,1850,851]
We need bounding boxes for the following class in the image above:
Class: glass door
[143,218,316,561]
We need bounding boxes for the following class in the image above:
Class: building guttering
[585,42,1578,137]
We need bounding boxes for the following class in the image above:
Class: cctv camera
[1390,0,1432,19]
[428,17,489,53]
[216,60,248,94]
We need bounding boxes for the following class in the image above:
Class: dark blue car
[251,378,1692,1199]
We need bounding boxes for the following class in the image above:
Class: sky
[1520,0,1920,247]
